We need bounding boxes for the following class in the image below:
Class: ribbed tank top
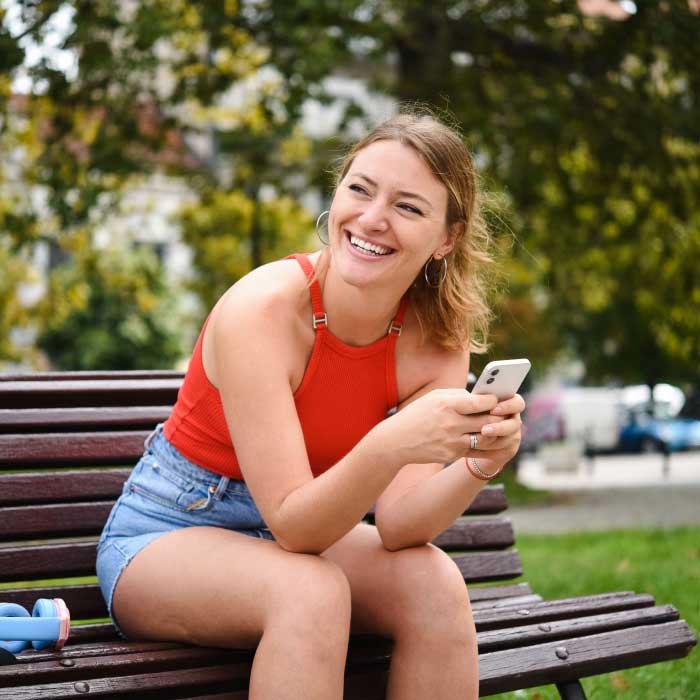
[163,253,409,480]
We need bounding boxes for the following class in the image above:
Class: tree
[366,0,700,386]
[0,0,358,366]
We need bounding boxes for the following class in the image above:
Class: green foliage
[36,244,183,370]
[0,238,39,364]
[2,0,699,384]
[178,188,314,311]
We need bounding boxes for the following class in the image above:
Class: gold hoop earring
[423,256,448,288]
[315,210,329,245]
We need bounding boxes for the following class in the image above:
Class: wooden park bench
[0,370,696,699]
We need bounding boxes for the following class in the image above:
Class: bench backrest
[0,372,525,640]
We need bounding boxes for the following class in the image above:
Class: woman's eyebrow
[352,172,434,210]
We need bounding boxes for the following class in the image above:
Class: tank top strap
[388,294,410,336]
[384,293,409,414]
[287,253,327,330]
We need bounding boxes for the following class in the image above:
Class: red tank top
[163,253,409,480]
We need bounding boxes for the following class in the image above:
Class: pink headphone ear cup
[53,598,71,651]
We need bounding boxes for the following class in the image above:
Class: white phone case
[471,359,531,401]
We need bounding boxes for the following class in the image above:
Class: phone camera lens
[491,369,500,376]
[487,377,495,384]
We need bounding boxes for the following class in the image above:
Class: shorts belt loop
[144,423,163,450]
[213,476,230,501]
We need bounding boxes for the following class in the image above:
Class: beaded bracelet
[466,456,502,481]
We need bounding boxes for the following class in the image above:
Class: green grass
[490,526,700,700]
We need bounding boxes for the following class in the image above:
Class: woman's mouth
[345,231,395,257]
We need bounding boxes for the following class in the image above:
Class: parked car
[618,407,700,453]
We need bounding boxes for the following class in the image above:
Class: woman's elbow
[269,525,326,555]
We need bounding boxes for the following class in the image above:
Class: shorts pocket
[126,456,215,513]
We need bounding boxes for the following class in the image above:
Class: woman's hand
[465,394,525,475]
[382,388,504,466]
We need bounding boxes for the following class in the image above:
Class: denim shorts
[96,424,274,638]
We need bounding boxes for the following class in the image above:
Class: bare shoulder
[204,257,312,387]
[215,257,308,319]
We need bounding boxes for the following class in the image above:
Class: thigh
[321,523,469,637]
[112,525,344,648]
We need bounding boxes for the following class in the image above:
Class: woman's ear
[438,221,463,258]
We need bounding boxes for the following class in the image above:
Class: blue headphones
[0,598,70,654]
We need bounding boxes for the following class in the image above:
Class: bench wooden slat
[0,471,507,514]
[476,604,679,653]
[0,371,184,382]
[0,541,521,584]
[472,590,635,613]
[473,593,655,631]
[0,407,171,432]
[0,662,248,699]
[0,542,97,582]
[0,585,108,619]
[0,582,537,624]
[0,503,115,539]
[0,469,131,506]
[452,550,523,583]
[478,621,697,696]
[0,432,147,467]
[469,583,533,602]
[0,379,181,409]
[0,501,514,547]
[432,516,514,550]
[472,594,543,610]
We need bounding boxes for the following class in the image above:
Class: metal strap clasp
[389,322,402,336]
[313,313,328,329]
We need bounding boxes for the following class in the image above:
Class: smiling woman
[96,108,523,700]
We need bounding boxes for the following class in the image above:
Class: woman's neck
[313,252,404,346]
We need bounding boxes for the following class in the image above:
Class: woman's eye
[399,203,423,216]
[349,184,368,195]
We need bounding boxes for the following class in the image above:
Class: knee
[386,545,473,641]
[269,556,351,645]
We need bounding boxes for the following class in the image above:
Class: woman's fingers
[480,415,521,439]
[489,394,525,417]
[446,390,499,416]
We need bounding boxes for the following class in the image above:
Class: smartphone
[471,359,531,401]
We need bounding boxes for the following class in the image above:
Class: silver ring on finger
[470,433,479,450]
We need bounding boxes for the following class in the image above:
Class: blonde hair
[334,108,495,352]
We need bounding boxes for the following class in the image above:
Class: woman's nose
[357,199,389,232]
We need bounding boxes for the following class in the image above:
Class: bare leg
[112,526,351,700]
[323,523,479,700]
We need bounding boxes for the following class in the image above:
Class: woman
[96,111,525,700]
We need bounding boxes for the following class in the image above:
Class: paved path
[507,450,700,534]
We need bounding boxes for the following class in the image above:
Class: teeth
[349,234,393,256]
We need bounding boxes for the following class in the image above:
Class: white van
[522,387,623,453]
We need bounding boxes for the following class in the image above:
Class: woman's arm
[374,356,524,552]
[209,267,497,555]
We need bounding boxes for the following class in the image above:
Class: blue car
[618,411,700,453]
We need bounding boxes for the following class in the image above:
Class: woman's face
[327,139,453,291]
